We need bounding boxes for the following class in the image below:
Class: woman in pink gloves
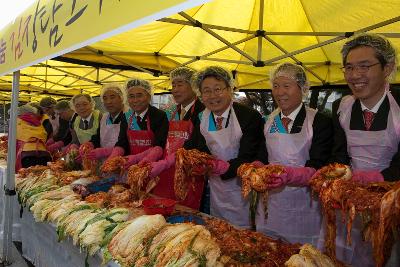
[324,33,399,267]
[149,66,265,228]
[150,67,205,210]
[105,78,169,168]
[78,84,126,161]
[255,62,333,245]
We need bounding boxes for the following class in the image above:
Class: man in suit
[182,66,265,227]
[106,78,169,162]
[330,33,399,182]
[325,33,399,267]
[143,67,206,210]
[254,62,333,245]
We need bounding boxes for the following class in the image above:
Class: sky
[0,0,36,30]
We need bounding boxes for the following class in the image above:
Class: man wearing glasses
[328,33,399,266]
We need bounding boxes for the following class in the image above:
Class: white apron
[49,114,60,137]
[256,107,322,246]
[319,92,400,267]
[200,105,251,228]
[99,113,121,148]
[338,93,400,171]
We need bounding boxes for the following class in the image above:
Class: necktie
[136,116,142,124]
[363,110,375,131]
[281,117,292,133]
[216,116,224,130]
[83,119,89,130]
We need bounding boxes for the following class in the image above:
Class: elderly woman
[106,78,169,161]
[78,84,126,160]
[150,66,265,227]
[69,94,102,146]
[16,104,52,171]
[255,62,333,245]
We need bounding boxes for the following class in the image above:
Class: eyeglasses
[201,87,228,97]
[341,62,381,74]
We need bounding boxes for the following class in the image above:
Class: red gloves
[47,141,64,153]
[210,159,230,176]
[351,169,384,184]
[87,147,113,160]
[105,146,125,162]
[268,165,316,189]
[149,153,176,178]
[138,146,163,164]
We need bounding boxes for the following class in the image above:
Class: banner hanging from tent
[0,0,209,76]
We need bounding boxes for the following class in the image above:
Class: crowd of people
[14,33,399,266]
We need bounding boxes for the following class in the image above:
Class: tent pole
[1,70,19,264]
[257,0,264,62]
[3,102,5,134]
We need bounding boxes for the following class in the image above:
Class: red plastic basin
[142,198,177,216]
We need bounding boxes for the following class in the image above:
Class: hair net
[192,66,235,95]
[54,100,72,111]
[170,67,195,84]
[70,94,95,110]
[341,33,397,79]
[18,104,38,116]
[125,78,153,96]
[39,97,56,108]
[100,83,125,102]
[270,62,310,96]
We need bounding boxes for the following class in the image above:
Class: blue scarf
[269,114,288,134]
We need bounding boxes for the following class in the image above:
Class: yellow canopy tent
[0,0,210,264]
[0,0,399,102]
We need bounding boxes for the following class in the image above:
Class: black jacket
[184,102,265,180]
[257,104,333,170]
[329,88,400,181]
[115,105,169,155]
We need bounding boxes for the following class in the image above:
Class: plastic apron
[157,105,205,209]
[319,93,400,267]
[126,112,154,155]
[49,114,60,137]
[16,117,48,172]
[200,106,251,228]
[257,107,322,246]
[74,110,100,144]
[99,112,121,148]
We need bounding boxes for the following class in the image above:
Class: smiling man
[254,62,333,246]
[327,33,400,267]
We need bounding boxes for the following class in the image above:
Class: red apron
[152,104,205,210]
[127,114,154,155]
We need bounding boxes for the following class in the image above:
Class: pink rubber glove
[105,146,125,162]
[65,144,79,154]
[124,154,143,169]
[149,153,176,178]
[210,159,230,176]
[87,147,113,160]
[46,138,55,146]
[251,160,264,168]
[47,141,64,153]
[268,166,316,189]
[352,169,384,184]
[139,146,163,164]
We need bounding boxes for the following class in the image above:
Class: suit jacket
[184,101,265,180]
[329,88,400,181]
[257,104,333,170]
[115,105,169,155]
[180,98,205,125]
